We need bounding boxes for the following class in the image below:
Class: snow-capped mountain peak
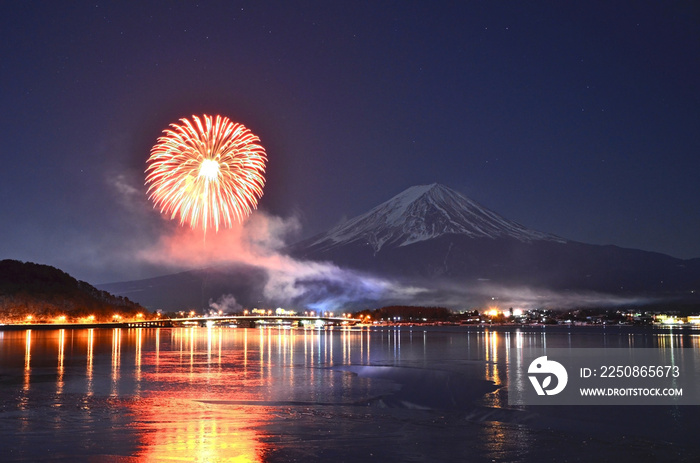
[307,183,565,253]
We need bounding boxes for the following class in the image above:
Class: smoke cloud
[209,294,242,315]
[135,211,656,312]
[138,211,427,310]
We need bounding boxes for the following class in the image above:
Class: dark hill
[0,259,146,322]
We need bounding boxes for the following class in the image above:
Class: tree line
[0,259,147,322]
[354,305,454,322]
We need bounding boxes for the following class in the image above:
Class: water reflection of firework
[145,114,267,233]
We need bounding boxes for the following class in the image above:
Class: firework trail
[145,115,267,233]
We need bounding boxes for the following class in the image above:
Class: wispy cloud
[411,279,659,310]
[138,211,427,310]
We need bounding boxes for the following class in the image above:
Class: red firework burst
[145,114,267,232]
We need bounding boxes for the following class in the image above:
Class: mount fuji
[290,183,700,297]
[298,183,564,254]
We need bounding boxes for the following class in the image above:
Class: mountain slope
[291,184,700,298]
[98,265,267,312]
[300,183,564,254]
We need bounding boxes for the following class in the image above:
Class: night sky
[1,1,698,285]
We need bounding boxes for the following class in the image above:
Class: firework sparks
[145,114,267,233]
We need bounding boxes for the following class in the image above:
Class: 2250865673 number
[599,365,680,378]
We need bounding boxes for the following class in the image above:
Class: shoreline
[1,321,698,332]
[0,320,171,331]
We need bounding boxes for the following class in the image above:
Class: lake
[1,325,699,462]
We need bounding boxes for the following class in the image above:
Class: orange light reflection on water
[131,327,278,462]
[111,328,121,397]
[23,329,31,392]
[86,328,94,396]
[5,325,378,461]
[133,396,268,462]
[56,329,65,397]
